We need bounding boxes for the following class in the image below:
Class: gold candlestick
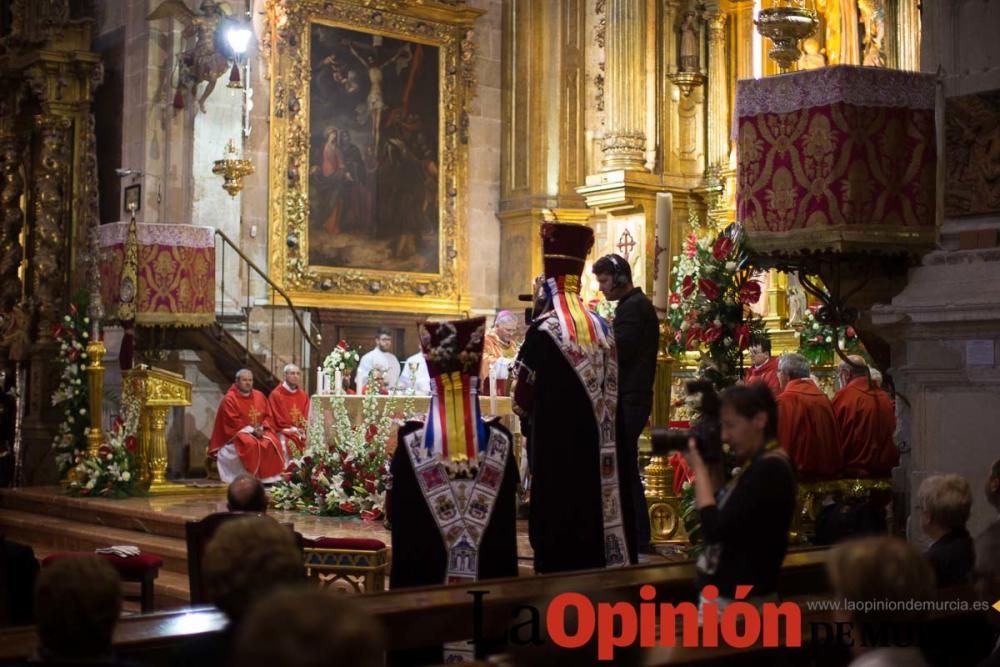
[85,337,106,456]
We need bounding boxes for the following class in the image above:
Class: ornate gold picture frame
[266,0,480,314]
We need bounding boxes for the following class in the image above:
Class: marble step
[0,507,190,575]
[0,487,226,541]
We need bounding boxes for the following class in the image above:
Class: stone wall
[872,0,1000,543]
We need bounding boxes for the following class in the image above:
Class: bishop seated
[209,369,286,483]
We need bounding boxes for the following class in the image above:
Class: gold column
[601,0,648,172]
[148,406,170,487]
[896,0,921,71]
[0,128,25,313]
[644,452,688,544]
[30,116,71,345]
[85,338,106,456]
[137,410,152,488]
[705,12,729,172]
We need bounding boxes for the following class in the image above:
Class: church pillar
[498,0,590,311]
[896,0,921,71]
[705,12,729,174]
[0,129,26,314]
[601,0,648,172]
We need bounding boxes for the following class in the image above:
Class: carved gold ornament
[213,139,255,197]
[754,4,819,72]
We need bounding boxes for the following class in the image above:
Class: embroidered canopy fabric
[99,223,215,326]
[735,66,938,257]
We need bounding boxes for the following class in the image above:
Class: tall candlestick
[489,365,498,415]
[653,192,673,318]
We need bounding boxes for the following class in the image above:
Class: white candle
[334,369,342,396]
[489,365,498,415]
[316,366,323,394]
[653,192,673,319]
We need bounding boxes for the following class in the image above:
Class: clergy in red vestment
[744,337,782,397]
[268,363,310,457]
[210,369,286,483]
[775,353,843,479]
[832,356,899,478]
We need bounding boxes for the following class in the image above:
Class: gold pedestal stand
[124,366,193,494]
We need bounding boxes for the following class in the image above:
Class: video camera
[650,380,724,464]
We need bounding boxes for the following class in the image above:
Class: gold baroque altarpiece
[265,0,481,315]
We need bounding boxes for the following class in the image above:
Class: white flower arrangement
[51,299,91,475]
[67,381,143,499]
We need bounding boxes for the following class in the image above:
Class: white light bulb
[227,26,253,55]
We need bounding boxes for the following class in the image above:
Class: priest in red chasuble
[744,337,782,396]
[210,369,286,483]
[776,353,843,479]
[268,363,310,457]
[833,356,899,478]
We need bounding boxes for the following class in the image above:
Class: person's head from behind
[375,326,392,352]
[36,556,121,662]
[227,474,268,513]
[777,352,811,389]
[203,516,305,625]
[719,383,777,460]
[749,337,772,366]
[917,474,972,541]
[869,368,883,388]
[837,355,869,388]
[986,458,1000,513]
[233,587,383,667]
[591,254,633,301]
[827,536,934,653]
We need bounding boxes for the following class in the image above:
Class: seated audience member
[918,473,975,587]
[976,459,1000,666]
[34,556,123,665]
[226,474,268,513]
[0,536,38,627]
[776,352,843,479]
[832,356,898,477]
[171,516,305,666]
[827,536,935,666]
[233,588,383,667]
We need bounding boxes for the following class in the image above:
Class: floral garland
[666,225,767,390]
[52,294,92,475]
[67,382,143,498]
[797,306,864,366]
[270,383,415,519]
[323,340,361,377]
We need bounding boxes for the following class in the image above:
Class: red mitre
[542,222,594,278]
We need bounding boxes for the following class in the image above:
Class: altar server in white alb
[356,326,401,393]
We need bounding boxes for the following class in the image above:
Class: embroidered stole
[537,310,631,569]
[401,373,512,661]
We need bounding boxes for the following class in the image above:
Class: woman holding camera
[687,383,797,613]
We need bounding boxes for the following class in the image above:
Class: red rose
[341,479,352,490]
[112,415,124,431]
[302,456,313,466]
[846,326,857,338]
[69,304,77,316]
[739,280,762,304]
[99,445,112,458]
[367,451,377,461]
[365,424,378,443]
[360,509,383,522]
[364,480,377,494]
[681,276,695,298]
[712,236,735,261]
[124,435,137,453]
[735,324,751,350]
[702,323,722,343]
[339,501,357,514]
[698,278,720,301]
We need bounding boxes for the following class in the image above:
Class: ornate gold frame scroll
[265,0,482,314]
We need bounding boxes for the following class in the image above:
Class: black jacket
[927,528,975,588]
[613,288,659,400]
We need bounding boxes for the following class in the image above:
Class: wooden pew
[0,548,829,664]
